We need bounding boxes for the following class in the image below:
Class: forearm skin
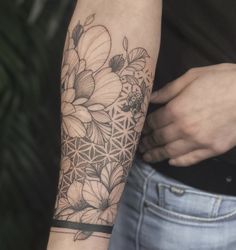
[47,1,162,249]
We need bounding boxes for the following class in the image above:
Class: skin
[139,63,236,167]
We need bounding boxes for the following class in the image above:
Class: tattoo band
[52,220,113,234]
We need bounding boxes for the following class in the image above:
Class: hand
[139,63,236,166]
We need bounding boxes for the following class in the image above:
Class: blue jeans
[109,158,236,250]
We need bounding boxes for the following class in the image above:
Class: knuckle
[163,145,172,157]
[164,145,174,157]
[153,131,164,144]
[166,102,178,118]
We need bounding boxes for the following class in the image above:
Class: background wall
[0,1,76,249]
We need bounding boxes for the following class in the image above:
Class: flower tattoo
[53,14,153,241]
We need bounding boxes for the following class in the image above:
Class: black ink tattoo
[53,13,153,241]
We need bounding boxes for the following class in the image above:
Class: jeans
[109,158,236,250]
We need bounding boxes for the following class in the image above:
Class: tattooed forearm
[48,1,162,249]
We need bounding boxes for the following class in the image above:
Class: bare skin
[139,63,236,167]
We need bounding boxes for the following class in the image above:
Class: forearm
[48,1,162,249]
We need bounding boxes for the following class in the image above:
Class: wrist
[48,228,110,250]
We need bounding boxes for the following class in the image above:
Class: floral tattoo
[53,14,153,241]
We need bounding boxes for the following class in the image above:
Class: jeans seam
[211,197,222,217]
[145,200,236,223]
[135,169,155,250]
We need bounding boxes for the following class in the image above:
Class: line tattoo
[53,13,153,241]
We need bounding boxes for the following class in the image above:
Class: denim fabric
[109,158,236,250]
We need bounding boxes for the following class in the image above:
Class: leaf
[74,231,93,241]
[109,54,125,72]
[128,47,149,63]
[86,164,102,179]
[126,47,149,72]
[87,120,112,145]
[123,36,128,51]
[125,75,139,85]
[72,22,84,47]
[62,116,86,138]
[84,14,96,26]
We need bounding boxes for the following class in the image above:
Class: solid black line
[52,220,113,234]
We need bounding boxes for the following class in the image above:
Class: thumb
[150,69,200,104]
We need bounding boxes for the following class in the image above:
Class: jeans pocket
[144,199,236,226]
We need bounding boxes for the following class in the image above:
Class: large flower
[56,162,125,225]
[55,181,87,221]
[61,87,92,138]
[62,67,122,143]
[81,180,125,225]
[61,25,122,144]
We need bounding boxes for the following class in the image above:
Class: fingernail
[143,154,152,162]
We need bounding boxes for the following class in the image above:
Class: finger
[144,106,173,133]
[151,64,236,104]
[142,139,198,162]
[150,71,199,104]
[139,124,180,152]
[142,146,170,163]
[169,149,215,167]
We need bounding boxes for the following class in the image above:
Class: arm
[47,0,162,249]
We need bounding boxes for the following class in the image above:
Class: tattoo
[53,13,153,241]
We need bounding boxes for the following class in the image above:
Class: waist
[153,156,236,196]
[132,158,236,222]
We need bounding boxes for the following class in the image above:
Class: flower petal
[67,181,84,208]
[81,207,101,224]
[63,116,86,138]
[86,68,122,108]
[61,64,69,83]
[82,180,109,208]
[67,69,76,89]
[58,208,75,220]
[68,211,84,223]
[100,204,117,224]
[73,98,88,105]
[64,49,80,74]
[77,26,111,72]
[74,105,92,123]
[61,102,75,116]
[90,110,111,123]
[88,104,105,111]
[55,198,71,216]
[74,70,95,99]
[62,88,75,103]
[109,183,125,205]
[101,162,124,190]
[61,157,72,173]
